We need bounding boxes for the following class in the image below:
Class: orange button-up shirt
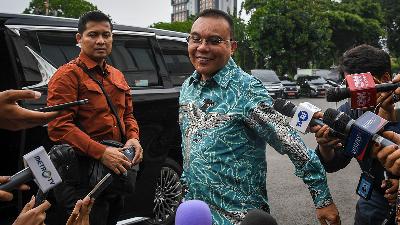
[47,52,139,159]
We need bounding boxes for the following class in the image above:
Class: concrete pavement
[267,97,360,224]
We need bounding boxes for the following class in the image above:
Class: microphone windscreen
[326,87,349,102]
[323,108,352,132]
[175,200,212,225]
[273,98,295,117]
[241,209,278,225]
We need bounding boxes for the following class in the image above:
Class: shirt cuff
[127,132,139,141]
[86,139,107,159]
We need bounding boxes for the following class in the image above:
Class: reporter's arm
[0,90,59,131]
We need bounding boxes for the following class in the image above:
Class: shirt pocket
[111,80,130,110]
[81,79,103,110]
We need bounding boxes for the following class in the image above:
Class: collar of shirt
[188,58,238,88]
[78,52,110,76]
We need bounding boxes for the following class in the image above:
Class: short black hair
[78,11,113,34]
[340,44,391,79]
[196,9,234,40]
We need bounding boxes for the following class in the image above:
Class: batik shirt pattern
[179,58,333,225]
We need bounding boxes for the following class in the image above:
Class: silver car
[251,69,284,98]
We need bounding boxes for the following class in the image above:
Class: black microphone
[241,209,278,225]
[323,108,397,154]
[273,99,346,139]
[0,146,62,193]
[326,82,400,102]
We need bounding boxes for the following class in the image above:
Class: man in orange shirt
[47,11,142,225]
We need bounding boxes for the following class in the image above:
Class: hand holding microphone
[0,146,62,193]
[0,176,30,202]
[373,131,400,176]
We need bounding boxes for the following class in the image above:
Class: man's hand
[124,138,143,165]
[0,176,30,201]
[100,146,132,175]
[381,179,399,204]
[376,74,400,121]
[12,195,51,225]
[66,196,94,225]
[372,131,400,176]
[316,203,341,225]
[0,90,59,131]
[309,112,341,161]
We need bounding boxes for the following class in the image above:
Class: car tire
[142,157,183,225]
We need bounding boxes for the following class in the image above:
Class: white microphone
[0,146,62,193]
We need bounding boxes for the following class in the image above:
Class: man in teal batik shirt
[179,9,341,225]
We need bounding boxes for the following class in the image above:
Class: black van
[0,13,193,225]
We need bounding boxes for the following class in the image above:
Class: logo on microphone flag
[289,102,320,133]
[23,146,62,192]
[345,111,387,160]
[346,73,377,109]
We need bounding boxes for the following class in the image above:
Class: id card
[356,172,374,200]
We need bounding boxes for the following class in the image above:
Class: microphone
[323,108,397,159]
[241,209,278,225]
[326,82,400,102]
[0,146,62,193]
[273,99,345,139]
[175,200,212,225]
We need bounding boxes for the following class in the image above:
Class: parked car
[296,75,329,97]
[251,69,284,98]
[281,80,299,98]
[0,13,193,225]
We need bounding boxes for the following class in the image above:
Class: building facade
[171,0,237,22]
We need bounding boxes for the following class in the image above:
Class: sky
[0,0,248,28]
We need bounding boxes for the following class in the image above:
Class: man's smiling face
[188,16,236,80]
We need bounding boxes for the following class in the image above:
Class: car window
[38,31,80,67]
[309,78,327,84]
[112,36,160,86]
[158,39,193,86]
[37,31,161,87]
[281,80,295,85]
[7,29,42,85]
[251,70,280,82]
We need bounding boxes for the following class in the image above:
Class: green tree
[380,0,400,57]
[150,20,193,33]
[232,16,256,72]
[24,0,97,19]
[247,0,332,76]
[326,0,385,60]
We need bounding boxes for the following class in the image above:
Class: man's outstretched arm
[243,80,340,225]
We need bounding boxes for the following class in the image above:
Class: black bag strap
[77,63,127,143]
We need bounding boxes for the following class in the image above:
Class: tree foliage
[247,0,332,76]
[244,0,385,74]
[232,16,255,73]
[23,0,97,19]
[380,0,400,57]
[150,20,193,33]
[326,0,385,60]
